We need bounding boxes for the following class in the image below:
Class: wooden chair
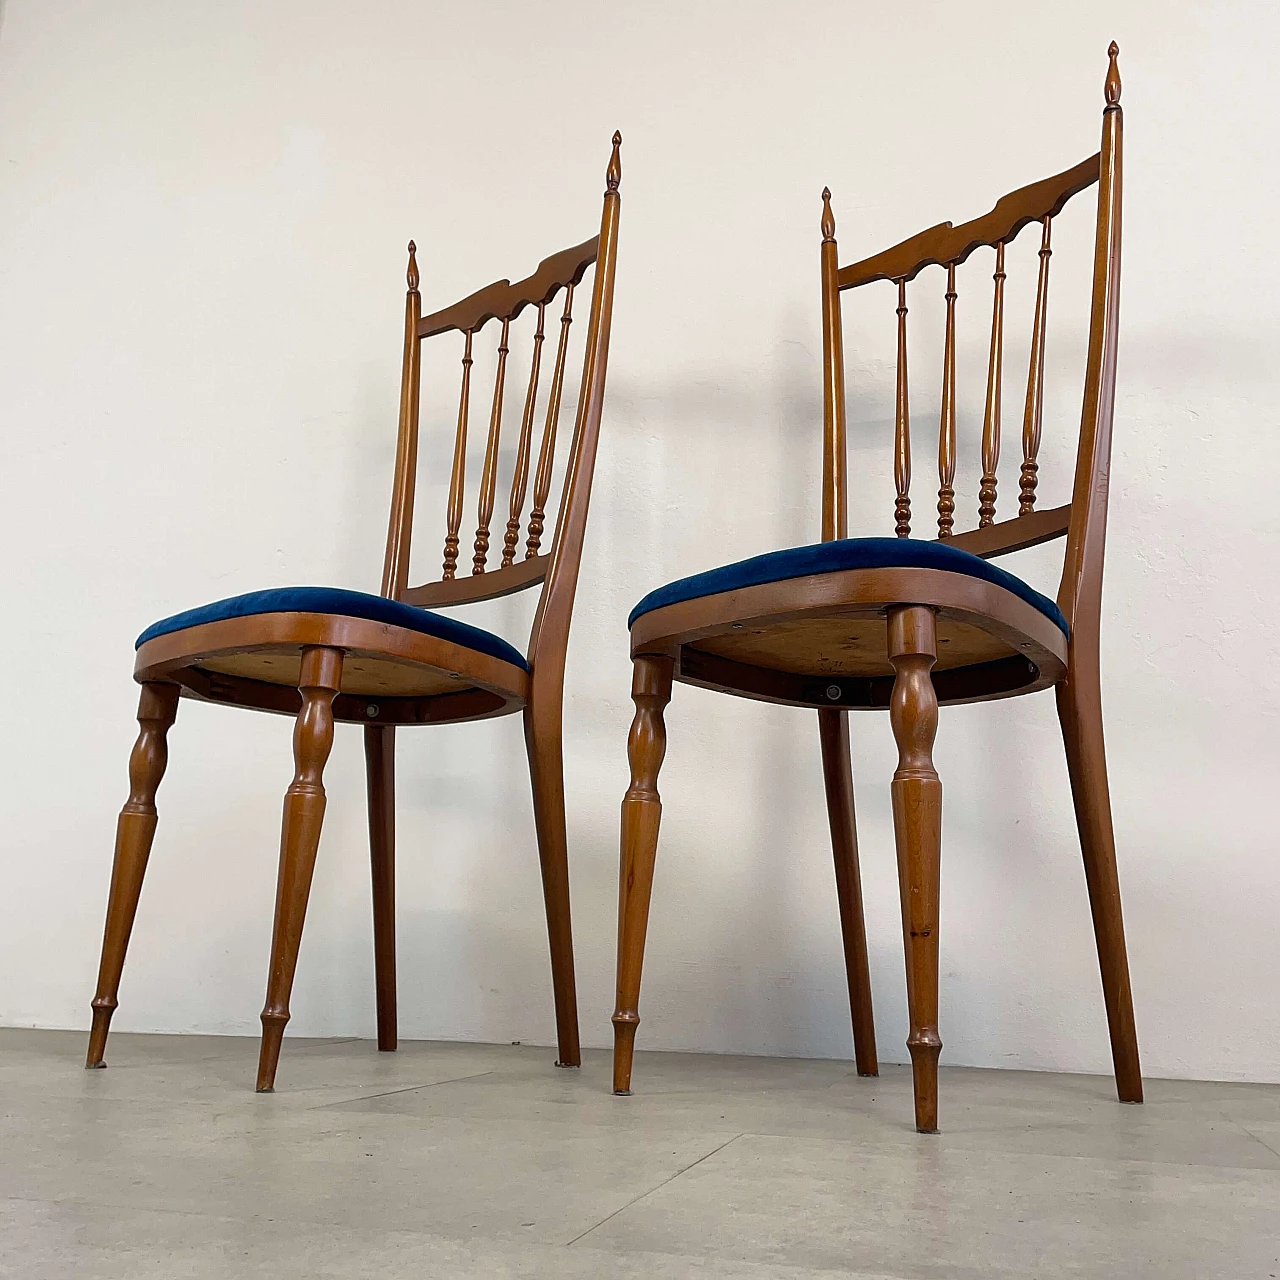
[612,48,1139,1133]
[87,133,623,1092]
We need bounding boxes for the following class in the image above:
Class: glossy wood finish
[613,48,1139,1133]
[936,264,958,538]
[365,724,397,1051]
[838,153,1099,290]
[89,134,624,1090]
[979,242,1006,527]
[820,189,848,542]
[257,646,342,1092]
[894,280,912,537]
[888,606,943,1132]
[381,242,422,599]
[472,317,511,574]
[611,654,674,1094]
[818,708,878,1076]
[527,285,576,559]
[503,304,546,567]
[1021,217,1054,515]
[86,682,180,1068]
[443,330,474,580]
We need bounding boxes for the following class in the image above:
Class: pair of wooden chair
[89,47,1139,1133]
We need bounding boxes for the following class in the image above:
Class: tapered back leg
[817,708,878,1076]
[365,724,397,1053]
[524,672,581,1067]
[256,646,342,1093]
[1056,654,1142,1102]
[86,682,181,1068]
[887,606,943,1133]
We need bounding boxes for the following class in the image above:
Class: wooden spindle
[525,282,575,558]
[894,279,912,537]
[936,263,957,538]
[472,317,511,574]
[502,304,546,567]
[442,329,473,579]
[979,241,1006,527]
[1020,216,1053,515]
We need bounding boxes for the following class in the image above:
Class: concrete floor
[1,1030,1278,1278]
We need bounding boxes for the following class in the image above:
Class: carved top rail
[837,155,1099,291]
[419,236,600,338]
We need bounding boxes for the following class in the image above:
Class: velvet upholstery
[628,537,1069,636]
[136,586,530,670]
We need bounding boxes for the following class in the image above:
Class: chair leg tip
[857,1069,879,1078]
[255,1084,275,1094]
[613,1088,632,1097]
[554,1060,581,1069]
[85,1060,106,1070]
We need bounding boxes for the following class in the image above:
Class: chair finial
[406,240,419,292]
[607,130,622,192]
[821,187,836,242]
[1105,41,1121,107]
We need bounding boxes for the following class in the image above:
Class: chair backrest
[380,133,623,669]
[820,45,1123,639]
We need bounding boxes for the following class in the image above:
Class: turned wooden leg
[818,708,878,1077]
[1057,651,1143,1103]
[257,646,342,1092]
[524,679,581,1068]
[365,723,397,1053]
[87,682,181,1068]
[612,654,674,1095]
[887,606,942,1133]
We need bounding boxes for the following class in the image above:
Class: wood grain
[1020,217,1054,514]
[894,279,912,536]
[419,237,598,338]
[888,606,943,1133]
[936,264,958,538]
[838,154,1099,290]
[979,242,1006,527]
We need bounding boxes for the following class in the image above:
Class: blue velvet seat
[629,537,1069,637]
[136,586,530,671]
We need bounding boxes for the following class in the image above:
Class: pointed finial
[1105,41,1121,107]
[820,187,835,242]
[406,240,419,292]
[607,130,622,192]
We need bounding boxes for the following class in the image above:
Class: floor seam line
[563,1133,745,1247]
[1228,1115,1280,1161]
[308,1069,495,1108]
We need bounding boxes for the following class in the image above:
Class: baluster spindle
[502,304,546,567]
[1020,216,1053,514]
[894,279,912,537]
[936,263,957,538]
[979,242,1006,527]
[525,282,575,558]
[472,317,511,574]
[442,330,474,578]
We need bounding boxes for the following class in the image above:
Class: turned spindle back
[820,46,1124,632]
[379,134,623,662]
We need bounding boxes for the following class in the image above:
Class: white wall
[2,0,1278,1084]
